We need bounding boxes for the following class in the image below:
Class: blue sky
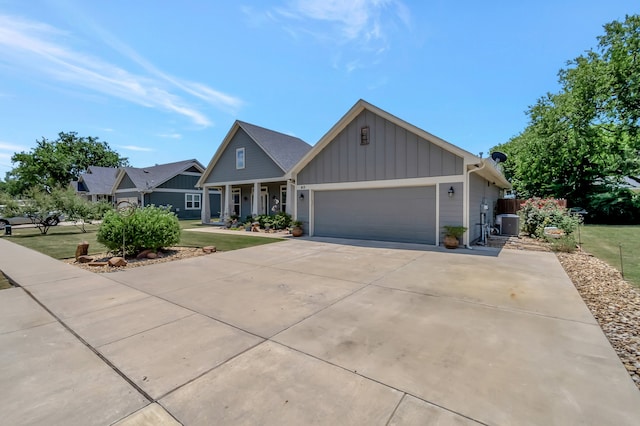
[0,1,637,179]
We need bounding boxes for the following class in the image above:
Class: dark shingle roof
[121,159,204,190]
[237,121,312,172]
[79,166,119,195]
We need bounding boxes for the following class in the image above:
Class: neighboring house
[290,99,511,246]
[197,121,312,222]
[111,159,220,219]
[73,166,119,203]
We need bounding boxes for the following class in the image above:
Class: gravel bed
[63,246,210,273]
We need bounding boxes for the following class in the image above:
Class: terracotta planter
[291,227,303,237]
[443,235,460,249]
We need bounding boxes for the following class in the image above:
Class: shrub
[97,205,180,255]
[587,189,640,224]
[519,197,581,238]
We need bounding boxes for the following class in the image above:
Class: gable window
[236,148,245,169]
[185,193,201,210]
[360,126,369,145]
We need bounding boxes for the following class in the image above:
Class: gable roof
[77,166,119,195]
[290,99,510,188]
[112,159,205,192]
[197,120,311,186]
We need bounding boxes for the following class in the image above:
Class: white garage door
[313,186,436,244]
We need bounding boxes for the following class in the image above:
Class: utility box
[500,214,520,236]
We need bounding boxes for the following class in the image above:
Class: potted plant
[291,220,303,237]
[443,225,467,249]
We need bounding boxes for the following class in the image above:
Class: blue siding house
[111,159,220,220]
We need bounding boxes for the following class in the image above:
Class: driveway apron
[1,237,639,425]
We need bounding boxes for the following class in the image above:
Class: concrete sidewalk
[1,236,640,425]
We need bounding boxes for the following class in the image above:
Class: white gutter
[465,159,486,249]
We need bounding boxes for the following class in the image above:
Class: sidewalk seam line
[17,285,155,404]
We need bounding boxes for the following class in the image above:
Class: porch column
[224,184,231,220]
[201,187,211,224]
[287,180,295,215]
[252,181,260,217]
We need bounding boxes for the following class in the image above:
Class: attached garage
[291,100,511,246]
[313,186,436,244]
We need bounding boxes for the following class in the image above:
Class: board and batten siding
[117,174,136,190]
[297,110,464,185]
[158,174,201,190]
[468,172,501,243]
[296,190,310,232]
[204,128,285,184]
[438,182,464,242]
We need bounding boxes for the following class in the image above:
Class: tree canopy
[494,15,640,216]
[5,132,129,196]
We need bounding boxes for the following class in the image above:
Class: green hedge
[97,205,180,255]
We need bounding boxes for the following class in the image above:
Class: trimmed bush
[97,205,180,255]
[255,212,291,230]
[519,197,581,238]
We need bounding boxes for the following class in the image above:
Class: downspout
[465,159,487,249]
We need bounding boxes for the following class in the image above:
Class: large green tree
[494,15,640,211]
[6,132,129,196]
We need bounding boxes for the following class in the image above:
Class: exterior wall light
[299,193,304,200]
[448,186,455,198]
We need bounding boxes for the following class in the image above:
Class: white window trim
[185,193,201,210]
[232,187,241,216]
[280,184,287,213]
[236,147,245,170]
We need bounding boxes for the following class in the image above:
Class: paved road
[1,236,639,425]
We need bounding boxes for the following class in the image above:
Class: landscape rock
[146,252,158,259]
[108,257,128,267]
[137,249,153,259]
[202,246,216,254]
[77,255,94,264]
[75,241,89,260]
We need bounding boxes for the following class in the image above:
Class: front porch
[201,180,295,224]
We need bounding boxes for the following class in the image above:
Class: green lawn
[579,225,640,288]
[0,220,280,260]
[0,271,11,290]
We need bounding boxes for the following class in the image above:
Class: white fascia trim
[182,172,202,177]
[115,188,220,194]
[297,175,464,192]
[201,177,287,188]
[152,188,220,194]
[114,188,140,194]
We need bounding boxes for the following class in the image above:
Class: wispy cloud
[268,0,412,71]
[118,145,155,152]
[0,142,28,153]
[157,133,183,140]
[0,14,244,127]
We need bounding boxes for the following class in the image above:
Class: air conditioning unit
[500,214,520,236]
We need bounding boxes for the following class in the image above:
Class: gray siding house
[197,121,312,222]
[290,100,510,246]
[73,166,119,203]
[112,159,220,219]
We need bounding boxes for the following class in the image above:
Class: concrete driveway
[1,237,639,425]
